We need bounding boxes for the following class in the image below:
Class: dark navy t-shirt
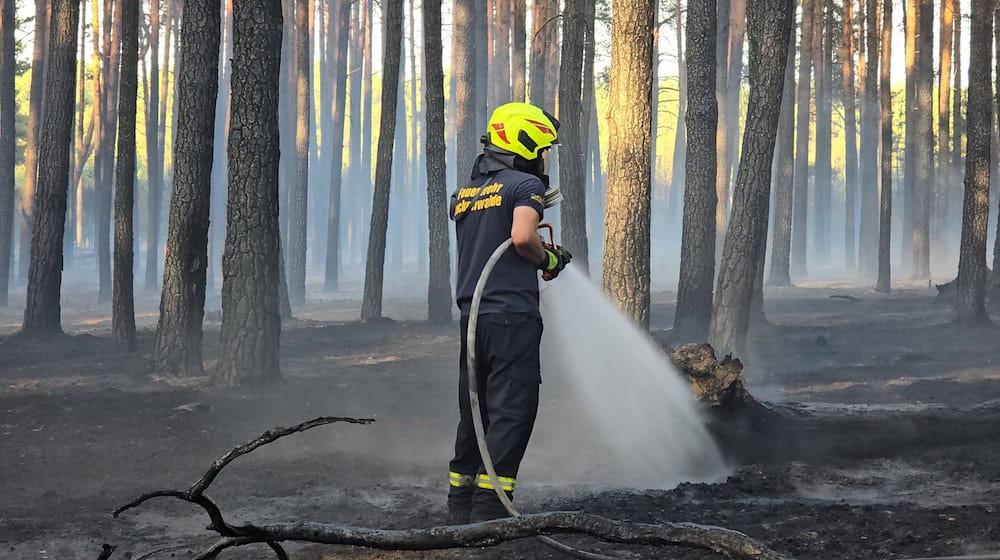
[453,167,546,317]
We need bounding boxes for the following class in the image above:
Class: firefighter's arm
[511,206,546,266]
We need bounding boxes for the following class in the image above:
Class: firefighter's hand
[540,244,572,281]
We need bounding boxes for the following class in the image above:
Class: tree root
[114,416,793,560]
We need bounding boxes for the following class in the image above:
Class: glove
[540,244,572,281]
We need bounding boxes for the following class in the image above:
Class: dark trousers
[448,313,542,519]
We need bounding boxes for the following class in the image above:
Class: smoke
[525,265,729,490]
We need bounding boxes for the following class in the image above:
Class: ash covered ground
[2,280,1000,559]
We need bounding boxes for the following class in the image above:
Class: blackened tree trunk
[901,0,916,273]
[112,0,138,351]
[153,0,221,376]
[491,0,511,105]
[511,0,526,102]
[874,0,892,294]
[790,0,814,279]
[423,0,451,323]
[841,0,859,272]
[217,0,283,384]
[0,0,14,306]
[359,0,403,321]
[602,0,655,328]
[323,0,349,292]
[858,0,880,279]
[813,0,832,261]
[559,0,589,269]
[955,0,993,326]
[144,0,162,292]
[767,13,796,290]
[710,0,792,359]
[673,0,717,340]
[912,0,933,280]
[21,0,78,337]
[288,0,310,307]
[19,0,49,284]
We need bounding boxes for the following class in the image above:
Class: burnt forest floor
[2,276,1000,560]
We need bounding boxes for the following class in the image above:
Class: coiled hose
[467,238,622,560]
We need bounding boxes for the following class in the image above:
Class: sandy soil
[2,278,1000,560]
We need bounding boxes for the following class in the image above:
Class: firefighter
[447,102,572,524]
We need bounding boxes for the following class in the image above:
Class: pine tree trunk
[955,0,992,326]
[423,0,451,323]
[667,0,686,231]
[21,0,78,337]
[217,0,283,384]
[73,0,87,252]
[0,0,14,306]
[790,0,814,279]
[710,0,793,359]
[937,0,954,247]
[874,0,893,293]
[208,0,231,293]
[360,0,403,322]
[716,0,745,236]
[767,12,796,289]
[529,0,557,108]
[952,0,963,239]
[842,0,859,272]
[912,0,933,280]
[558,0,589,269]
[19,0,50,285]
[602,0,655,328]
[153,0,220,377]
[323,0,349,292]
[901,0,916,274]
[673,0,717,340]
[511,0,526,102]
[813,0,832,261]
[112,0,138,351]
[453,0,478,184]
[288,0,310,307]
[97,0,122,305]
[144,0,162,292]
[474,1,488,134]
[858,0,880,279]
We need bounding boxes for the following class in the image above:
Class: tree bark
[217,0,283,384]
[453,0,478,191]
[790,0,814,279]
[0,0,14,306]
[911,0,933,280]
[858,0,880,279]
[666,0,686,233]
[288,0,310,307]
[511,0,526,102]
[602,0,655,328]
[529,0,558,108]
[673,0,717,341]
[19,0,50,285]
[956,0,993,326]
[153,0,221,377]
[812,0,832,261]
[766,14,796,294]
[937,0,954,247]
[952,0,963,240]
[716,0,746,236]
[323,0,349,292]
[97,0,122,305]
[710,0,792,359]
[21,0,79,337]
[874,0,893,294]
[144,0,163,292]
[112,0,138,351]
[841,0,859,272]
[558,0,589,270]
[423,0,451,323]
[359,0,402,322]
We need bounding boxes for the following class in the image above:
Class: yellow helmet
[485,102,560,161]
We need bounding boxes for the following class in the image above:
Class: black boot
[446,483,475,525]
[469,487,513,523]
